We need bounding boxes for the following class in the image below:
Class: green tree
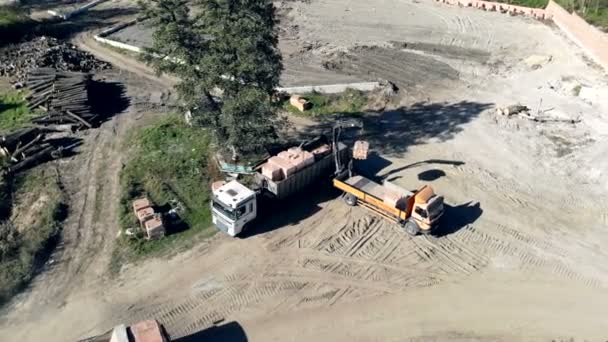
[139,0,283,159]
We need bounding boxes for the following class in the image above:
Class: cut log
[9,146,55,173]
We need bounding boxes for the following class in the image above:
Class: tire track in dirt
[450,225,605,288]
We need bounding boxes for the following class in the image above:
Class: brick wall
[435,0,550,19]
[545,0,608,70]
[435,0,608,71]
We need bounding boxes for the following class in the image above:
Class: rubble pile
[0,37,111,82]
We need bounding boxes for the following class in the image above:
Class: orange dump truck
[333,173,444,235]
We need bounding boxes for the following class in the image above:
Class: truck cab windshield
[212,199,236,220]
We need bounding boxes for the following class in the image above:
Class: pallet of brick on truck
[268,156,297,178]
[261,162,283,181]
[285,147,315,171]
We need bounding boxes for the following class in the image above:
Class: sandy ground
[2,0,608,341]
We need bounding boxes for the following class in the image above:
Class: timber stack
[0,127,75,174]
[26,68,96,131]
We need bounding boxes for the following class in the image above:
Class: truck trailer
[211,136,350,236]
[333,171,444,235]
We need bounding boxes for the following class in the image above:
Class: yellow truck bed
[334,175,414,222]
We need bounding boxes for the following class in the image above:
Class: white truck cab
[211,180,257,236]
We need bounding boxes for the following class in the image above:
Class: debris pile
[0,37,111,83]
[26,68,96,130]
[496,104,581,124]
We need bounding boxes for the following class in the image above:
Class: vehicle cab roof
[213,180,256,208]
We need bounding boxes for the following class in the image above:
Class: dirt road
[2,0,608,341]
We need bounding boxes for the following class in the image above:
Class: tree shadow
[0,103,20,113]
[380,159,465,179]
[433,201,482,237]
[417,169,446,181]
[172,321,248,342]
[239,179,340,238]
[304,101,493,155]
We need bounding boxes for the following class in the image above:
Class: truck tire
[404,220,420,236]
[344,193,357,206]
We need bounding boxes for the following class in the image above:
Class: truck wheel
[404,220,420,236]
[344,193,357,206]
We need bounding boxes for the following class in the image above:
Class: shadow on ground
[88,80,130,125]
[302,100,493,155]
[240,178,341,238]
[173,321,248,342]
[434,201,483,237]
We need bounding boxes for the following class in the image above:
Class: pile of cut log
[0,128,73,174]
[496,104,581,124]
[26,68,96,130]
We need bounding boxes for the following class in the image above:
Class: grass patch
[0,91,37,131]
[282,89,368,117]
[111,114,216,272]
[0,168,67,305]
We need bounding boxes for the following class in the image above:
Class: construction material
[136,207,155,224]
[383,189,406,210]
[268,156,297,178]
[132,198,165,240]
[497,104,581,124]
[0,128,56,173]
[144,215,165,240]
[109,320,170,342]
[211,180,226,191]
[0,37,111,83]
[278,147,315,171]
[353,140,369,160]
[261,162,283,181]
[289,95,311,112]
[26,68,96,130]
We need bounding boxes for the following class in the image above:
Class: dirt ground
[1,0,608,341]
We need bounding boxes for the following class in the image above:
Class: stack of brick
[289,95,312,112]
[353,140,369,160]
[268,156,297,178]
[260,146,316,182]
[280,147,315,170]
[382,180,410,210]
[132,197,165,240]
[383,190,406,209]
[144,215,165,240]
[261,162,283,181]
